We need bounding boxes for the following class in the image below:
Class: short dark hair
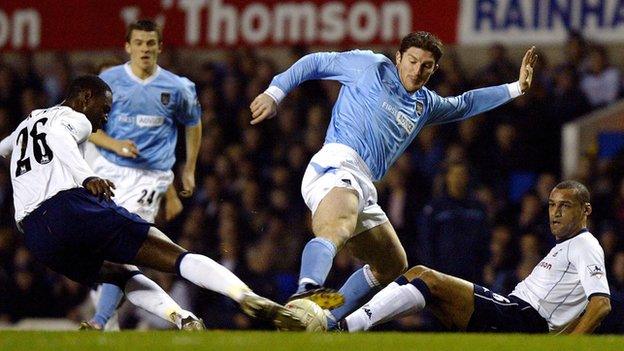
[554,180,590,204]
[399,31,444,63]
[125,19,162,43]
[66,75,111,100]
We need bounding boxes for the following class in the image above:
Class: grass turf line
[1,331,623,351]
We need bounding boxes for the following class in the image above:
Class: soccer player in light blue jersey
[83,20,202,330]
[250,31,538,330]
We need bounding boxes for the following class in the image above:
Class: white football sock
[178,253,250,302]
[345,281,426,332]
[124,274,195,329]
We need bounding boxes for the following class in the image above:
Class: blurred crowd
[1,32,624,332]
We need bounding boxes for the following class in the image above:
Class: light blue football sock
[296,237,337,293]
[91,283,124,328]
[327,265,380,329]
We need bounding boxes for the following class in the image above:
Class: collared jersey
[0,106,97,222]
[510,230,610,332]
[99,63,201,171]
[268,50,517,181]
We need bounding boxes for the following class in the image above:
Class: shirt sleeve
[426,83,518,125]
[46,112,98,185]
[175,77,201,126]
[0,129,17,158]
[265,50,383,104]
[569,236,611,298]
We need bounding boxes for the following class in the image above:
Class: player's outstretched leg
[98,263,205,330]
[133,227,306,330]
[327,221,407,329]
[290,188,359,309]
[343,265,474,331]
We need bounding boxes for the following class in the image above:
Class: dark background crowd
[1,32,624,332]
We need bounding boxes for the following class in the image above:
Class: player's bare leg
[348,222,408,284]
[344,265,474,331]
[132,227,305,330]
[323,221,408,323]
[290,187,360,308]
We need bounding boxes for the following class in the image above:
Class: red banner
[0,0,459,51]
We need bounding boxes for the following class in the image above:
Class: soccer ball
[285,299,328,332]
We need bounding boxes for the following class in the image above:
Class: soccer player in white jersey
[250,31,538,328]
[0,76,304,331]
[342,181,611,334]
[85,20,202,329]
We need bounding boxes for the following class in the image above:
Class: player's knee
[403,265,431,281]
[371,256,408,284]
[417,268,445,295]
[388,252,409,282]
[312,221,354,248]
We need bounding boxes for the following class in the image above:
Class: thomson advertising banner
[459,0,624,44]
[0,0,458,50]
[4,0,624,50]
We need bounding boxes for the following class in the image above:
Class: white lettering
[192,0,412,45]
[136,115,165,128]
[12,10,40,48]
[320,3,345,42]
[396,111,415,134]
[120,6,140,27]
[240,4,271,43]
[208,0,238,45]
[274,3,316,42]
[383,101,415,134]
[0,9,42,49]
[381,2,412,40]
[349,2,379,42]
[178,0,206,45]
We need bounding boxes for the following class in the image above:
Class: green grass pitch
[0,331,622,351]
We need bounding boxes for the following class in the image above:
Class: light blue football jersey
[269,50,515,181]
[99,63,201,171]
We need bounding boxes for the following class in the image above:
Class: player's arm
[250,50,379,124]
[0,130,17,158]
[164,183,183,221]
[425,84,519,125]
[180,122,201,197]
[176,77,202,198]
[569,295,611,334]
[566,237,611,334]
[89,130,139,158]
[48,116,114,199]
[427,46,537,125]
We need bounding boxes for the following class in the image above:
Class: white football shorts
[301,143,388,235]
[88,151,173,222]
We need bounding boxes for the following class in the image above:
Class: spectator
[418,162,489,283]
[580,45,621,108]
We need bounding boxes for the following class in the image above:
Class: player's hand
[164,190,183,221]
[518,46,538,93]
[84,177,116,201]
[250,93,277,125]
[114,140,139,158]
[179,166,195,198]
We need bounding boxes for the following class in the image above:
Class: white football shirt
[510,230,610,332]
[0,105,98,222]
